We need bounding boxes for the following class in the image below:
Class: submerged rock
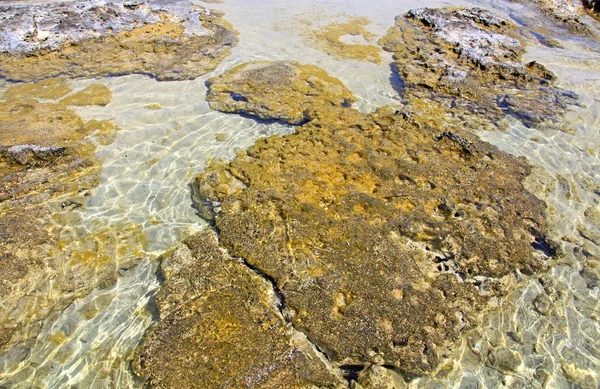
[133,231,346,389]
[303,16,382,63]
[207,61,356,125]
[0,0,237,82]
[379,7,578,131]
[190,60,553,375]
[0,79,145,357]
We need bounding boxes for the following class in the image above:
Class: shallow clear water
[1,0,599,387]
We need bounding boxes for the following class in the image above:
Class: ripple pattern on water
[1,0,600,387]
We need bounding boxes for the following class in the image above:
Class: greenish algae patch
[63,222,147,271]
[190,59,555,376]
[144,103,163,110]
[214,132,228,141]
[282,13,382,63]
[0,80,118,147]
[1,77,72,101]
[60,84,112,107]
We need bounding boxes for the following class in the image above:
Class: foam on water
[1,0,600,387]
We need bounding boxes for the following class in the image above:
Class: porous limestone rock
[510,0,594,35]
[0,0,237,82]
[379,7,578,131]
[194,60,554,375]
[207,61,356,125]
[133,231,346,389]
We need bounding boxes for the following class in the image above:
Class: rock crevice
[133,54,557,387]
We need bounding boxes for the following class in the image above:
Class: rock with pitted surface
[194,60,554,375]
[379,7,578,131]
[133,231,346,389]
[0,0,237,82]
[207,61,356,125]
[510,0,594,35]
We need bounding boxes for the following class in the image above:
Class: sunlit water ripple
[0,0,599,387]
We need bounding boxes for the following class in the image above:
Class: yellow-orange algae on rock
[193,60,554,375]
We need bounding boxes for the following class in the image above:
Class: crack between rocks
[208,224,353,385]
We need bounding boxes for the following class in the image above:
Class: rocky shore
[0,0,238,82]
[0,0,239,374]
[1,1,598,387]
[135,55,556,386]
[379,7,579,132]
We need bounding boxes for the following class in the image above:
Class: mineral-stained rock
[133,231,346,389]
[583,0,600,21]
[207,61,357,125]
[487,347,523,372]
[195,60,553,375]
[379,8,578,131]
[0,0,237,82]
[353,365,403,389]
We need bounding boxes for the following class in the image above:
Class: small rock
[207,60,356,124]
[488,347,523,372]
[533,293,552,315]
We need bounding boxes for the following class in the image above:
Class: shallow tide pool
[0,0,599,387]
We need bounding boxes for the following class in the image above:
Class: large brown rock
[379,7,579,131]
[194,60,553,375]
[0,0,237,82]
[133,231,346,389]
[207,61,356,125]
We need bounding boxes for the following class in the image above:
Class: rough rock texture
[0,78,145,356]
[352,365,403,389]
[0,0,237,82]
[584,0,600,12]
[207,61,356,125]
[133,231,346,389]
[192,60,554,375]
[379,8,579,131]
[512,0,596,33]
